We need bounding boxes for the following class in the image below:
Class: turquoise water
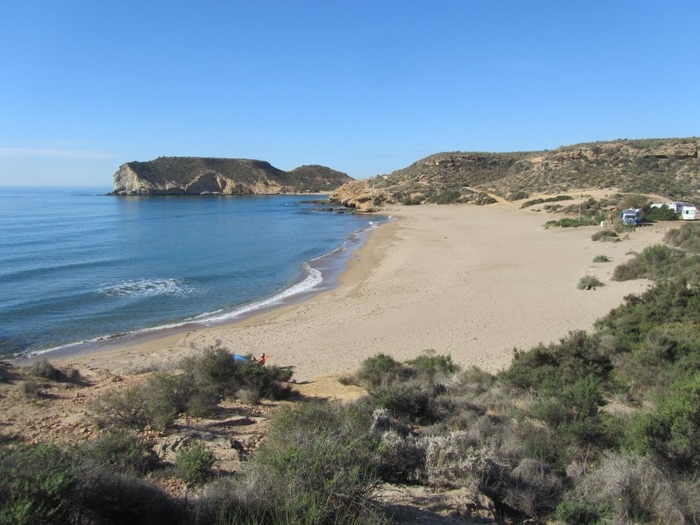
[0,187,383,357]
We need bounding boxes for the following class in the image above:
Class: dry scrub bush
[26,358,62,380]
[507,458,564,518]
[73,468,184,525]
[92,344,296,431]
[664,223,700,253]
[83,430,158,475]
[422,431,485,489]
[197,401,388,525]
[592,229,620,242]
[377,430,426,483]
[19,379,41,398]
[568,452,692,525]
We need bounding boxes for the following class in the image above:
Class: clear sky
[1,1,698,186]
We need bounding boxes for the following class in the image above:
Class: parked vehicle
[681,205,698,221]
[620,208,644,225]
[666,201,693,214]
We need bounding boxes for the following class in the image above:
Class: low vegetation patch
[92,343,296,430]
[520,194,573,208]
[593,254,611,262]
[591,229,619,242]
[544,217,598,228]
[577,275,604,290]
[664,222,700,253]
[612,244,694,282]
[176,439,215,486]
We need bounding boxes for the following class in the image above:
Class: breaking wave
[98,278,194,298]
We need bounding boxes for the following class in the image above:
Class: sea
[0,187,385,360]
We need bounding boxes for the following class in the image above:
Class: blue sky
[1,1,698,186]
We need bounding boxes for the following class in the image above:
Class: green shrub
[500,331,613,393]
[370,383,437,424]
[176,439,215,486]
[0,442,77,525]
[645,206,678,221]
[593,254,611,262]
[618,194,650,211]
[611,256,644,281]
[355,353,414,389]
[434,189,462,204]
[83,430,158,475]
[629,372,700,470]
[591,229,619,242]
[91,379,181,431]
[544,217,598,228]
[521,194,573,208]
[73,469,184,525]
[509,190,530,201]
[93,345,296,430]
[217,401,385,525]
[402,195,424,205]
[577,275,603,290]
[182,344,295,402]
[405,349,460,379]
[613,244,685,282]
[596,278,700,368]
[664,223,700,253]
[555,500,610,525]
[528,376,616,449]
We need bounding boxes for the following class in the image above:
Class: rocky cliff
[331,138,700,208]
[111,157,353,196]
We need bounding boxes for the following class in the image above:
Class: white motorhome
[620,208,644,226]
[666,201,693,214]
[681,206,698,221]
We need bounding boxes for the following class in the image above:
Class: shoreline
[13,216,389,365]
[51,202,668,381]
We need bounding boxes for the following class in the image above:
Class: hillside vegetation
[332,138,700,209]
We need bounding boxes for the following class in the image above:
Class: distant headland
[110,157,353,196]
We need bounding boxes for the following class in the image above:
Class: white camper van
[666,201,693,214]
[681,206,698,221]
[620,208,644,226]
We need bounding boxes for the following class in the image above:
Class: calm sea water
[0,187,383,358]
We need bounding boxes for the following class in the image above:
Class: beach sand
[53,201,669,381]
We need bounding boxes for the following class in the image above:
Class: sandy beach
[48,199,672,382]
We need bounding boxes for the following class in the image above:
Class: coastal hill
[332,137,700,210]
[111,157,353,195]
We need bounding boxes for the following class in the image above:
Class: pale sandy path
[56,203,669,381]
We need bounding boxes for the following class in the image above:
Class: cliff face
[111,157,353,196]
[331,138,700,207]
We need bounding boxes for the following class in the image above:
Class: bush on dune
[92,343,296,431]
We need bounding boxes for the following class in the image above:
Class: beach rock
[330,179,393,211]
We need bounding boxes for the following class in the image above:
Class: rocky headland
[111,157,353,196]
